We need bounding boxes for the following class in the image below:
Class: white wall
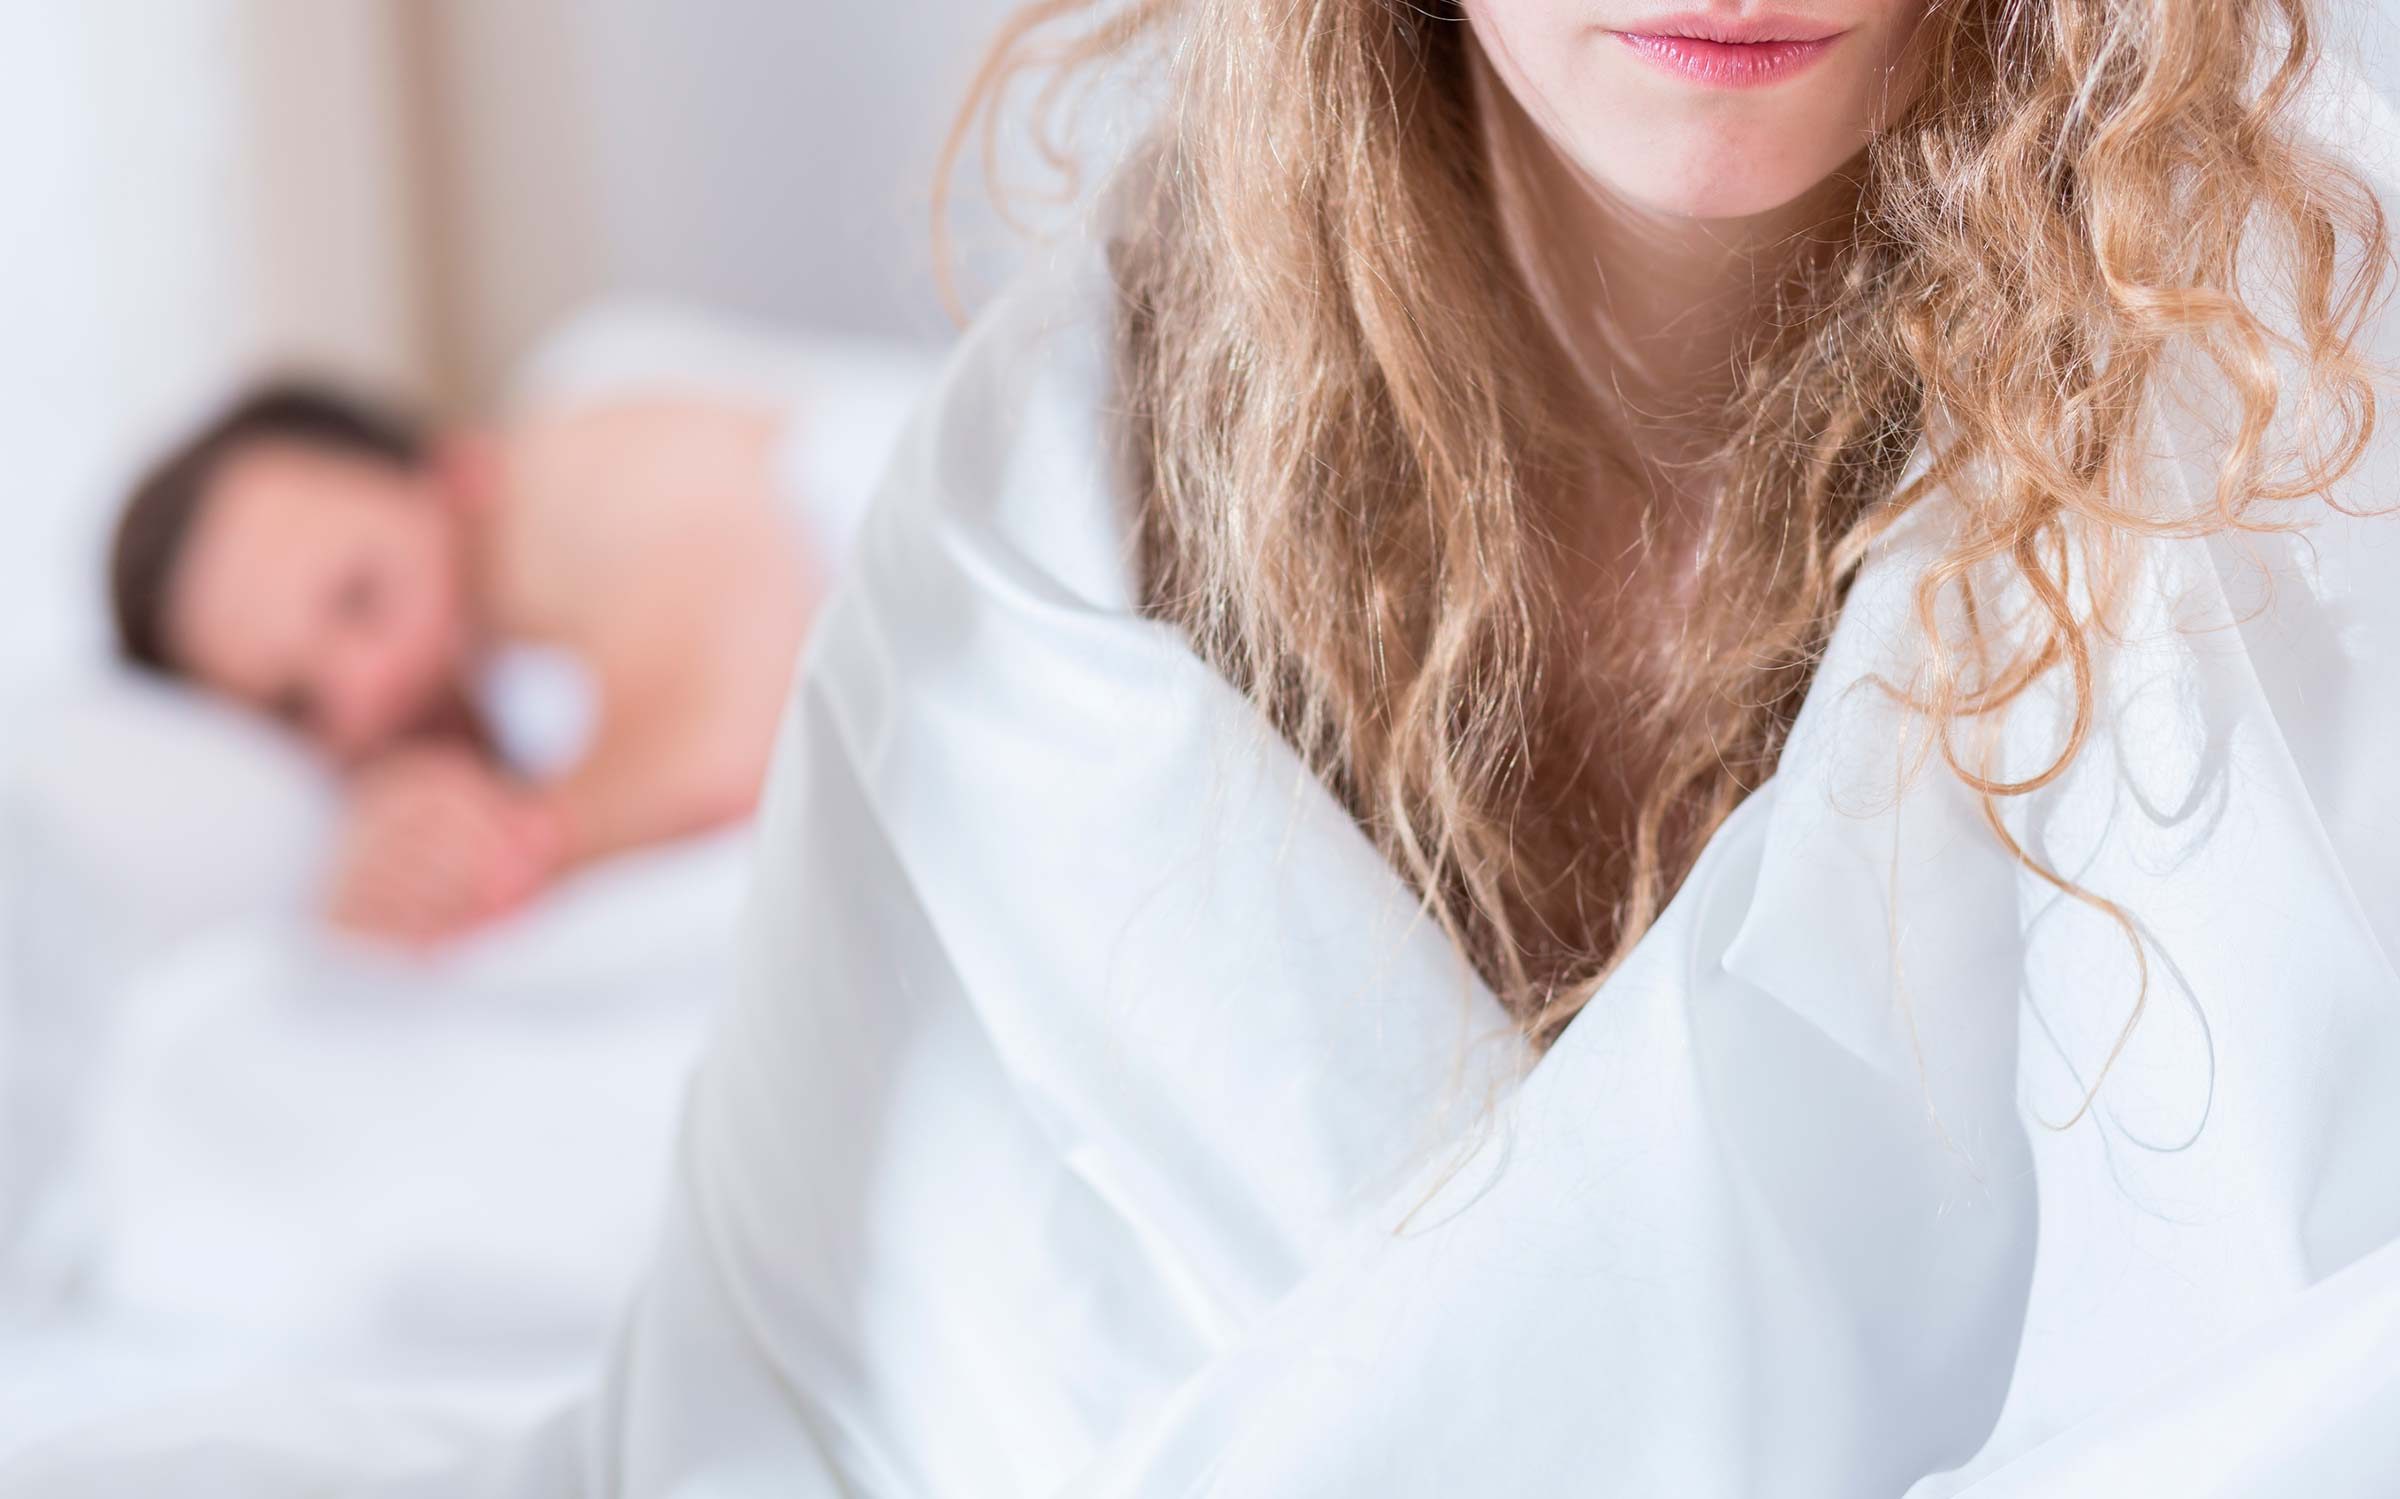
[419,0,1037,399]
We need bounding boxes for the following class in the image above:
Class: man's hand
[326,743,564,947]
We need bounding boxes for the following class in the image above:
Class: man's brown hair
[109,380,425,674]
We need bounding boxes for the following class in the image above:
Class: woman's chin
[1607,172,1839,226]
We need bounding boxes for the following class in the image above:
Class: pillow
[3,671,337,960]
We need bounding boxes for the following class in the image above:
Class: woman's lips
[1611,21,1844,89]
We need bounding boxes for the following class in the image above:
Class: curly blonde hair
[942,0,2393,1055]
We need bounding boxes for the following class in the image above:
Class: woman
[11,1,2400,1495]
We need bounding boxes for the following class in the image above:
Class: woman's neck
[1472,52,1857,485]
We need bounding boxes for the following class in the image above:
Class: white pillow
[4,671,337,961]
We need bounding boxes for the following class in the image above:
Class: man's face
[168,439,471,762]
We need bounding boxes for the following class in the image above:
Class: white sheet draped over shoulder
[11,64,2400,1499]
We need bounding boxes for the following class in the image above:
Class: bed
[0,306,938,1460]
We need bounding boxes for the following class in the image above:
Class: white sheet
[0,827,744,1465]
[9,65,2400,1499]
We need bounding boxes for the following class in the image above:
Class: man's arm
[527,514,818,871]
[528,659,788,870]
[490,395,823,876]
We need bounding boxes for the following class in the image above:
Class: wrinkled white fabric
[10,67,2400,1499]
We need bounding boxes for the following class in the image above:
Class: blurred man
[109,381,827,945]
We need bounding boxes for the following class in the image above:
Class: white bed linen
[0,827,745,1466]
[9,69,2400,1499]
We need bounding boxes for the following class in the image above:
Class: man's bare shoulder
[485,394,798,640]
[510,395,786,498]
